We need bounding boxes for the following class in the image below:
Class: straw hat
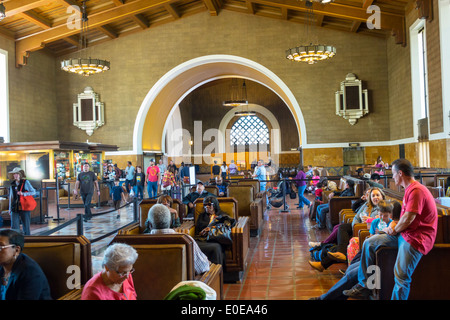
[8,167,26,180]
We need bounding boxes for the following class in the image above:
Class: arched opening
[133,55,307,156]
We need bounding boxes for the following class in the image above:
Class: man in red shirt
[146,159,160,199]
[344,158,438,300]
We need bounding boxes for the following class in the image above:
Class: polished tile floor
[15,194,344,300]
[222,198,343,300]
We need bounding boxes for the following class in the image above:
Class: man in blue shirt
[125,161,135,193]
[252,160,267,192]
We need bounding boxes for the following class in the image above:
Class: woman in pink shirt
[82,243,138,300]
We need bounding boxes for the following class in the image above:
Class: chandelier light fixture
[286,0,336,64]
[0,2,6,22]
[223,78,249,107]
[61,0,110,76]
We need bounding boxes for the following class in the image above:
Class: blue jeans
[134,185,144,199]
[357,233,423,300]
[147,181,158,198]
[11,210,31,235]
[316,203,329,227]
[320,257,360,300]
[80,192,93,219]
[297,185,311,207]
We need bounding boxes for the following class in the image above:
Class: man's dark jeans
[80,192,93,219]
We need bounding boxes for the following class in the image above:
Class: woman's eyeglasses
[115,268,135,277]
[204,203,213,207]
[0,245,15,252]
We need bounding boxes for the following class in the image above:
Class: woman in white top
[220,161,228,180]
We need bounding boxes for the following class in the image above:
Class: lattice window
[230,115,269,146]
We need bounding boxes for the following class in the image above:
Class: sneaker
[308,260,324,272]
[342,284,371,299]
[309,241,321,248]
[327,251,347,262]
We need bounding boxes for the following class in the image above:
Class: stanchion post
[76,214,84,236]
[53,177,65,221]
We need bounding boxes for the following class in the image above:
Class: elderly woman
[8,167,36,235]
[0,229,51,300]
[81,243,138,300]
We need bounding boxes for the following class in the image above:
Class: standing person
[157,159,166,193]
[133,166,145,200]
[211,161,220,179]
[103,164,116,196]
[228,160,238,175]
[0,229,52,300]
[111,180,126,219]
[161,166,176,196]
[220,161,228,180]
[124,161,135,193]
[74,163,100,222]
[7,168,36,236]
[344,158,438,300]
[252,160,267,192]
[145,159,160,199]
[294,166,311,210]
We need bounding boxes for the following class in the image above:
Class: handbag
[206,215,236,246]
[19,181,37,211]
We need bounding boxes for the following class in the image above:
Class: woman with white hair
[7,167,36,235]
[81,243,138,300]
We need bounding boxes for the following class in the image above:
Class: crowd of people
[0,157,441,300]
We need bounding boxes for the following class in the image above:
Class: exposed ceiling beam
[131,14,150,29]
[98,25,118,39]
[246,0,255,15]
[165,4,180,19]
[254,0,406,45]
[203,0,220,16]
[15,0,174,67]
[3,0,52,17]
[20,10,52,29]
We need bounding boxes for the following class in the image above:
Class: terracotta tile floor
[222,196,345,300]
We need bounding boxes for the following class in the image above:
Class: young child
[388,200,402,232]
[370,200,394,234]
[111,180,126,219]
[315,182,323,202]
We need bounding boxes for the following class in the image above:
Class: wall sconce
[73,87,105,136]
[335,73,369,125]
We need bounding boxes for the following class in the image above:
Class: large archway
[133,55,306,154]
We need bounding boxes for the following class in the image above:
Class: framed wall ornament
[335,73,369,125]
[73,87,105,136]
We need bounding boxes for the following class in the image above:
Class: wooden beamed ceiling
[0,0,431,68]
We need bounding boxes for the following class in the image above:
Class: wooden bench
[111,234,223,300]
[23,235,92,300]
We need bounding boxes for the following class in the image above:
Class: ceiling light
[286,0,336,64]
[60,0,110,76]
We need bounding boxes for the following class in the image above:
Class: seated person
[182,181,216,218]
[145,204,210,275]
[314,180,355,229]
[0,229,52,300]
[194,196,236,269]
[143,195,181,233]
[210,176,228,197]
[82,243,138,300]
[363,173,384,189]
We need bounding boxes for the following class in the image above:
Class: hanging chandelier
[286,0,336,64]
[223,78,248,107]
[60,0,110,76]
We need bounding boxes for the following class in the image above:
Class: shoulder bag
[19,181,37,211]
